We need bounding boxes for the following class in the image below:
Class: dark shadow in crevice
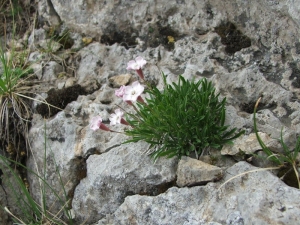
[36,84,87,118]
[215,21,251,55]
[240,100,277,114]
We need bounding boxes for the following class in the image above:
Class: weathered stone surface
[221,132,280,155]
[65,77,77,88]
[38,39,62,52]
[72,141,177,224]
[28,28,47,49]
[38,1,300,50]
[27,95,127,218]
[109,74,132,88]
[103,162,300,225]
[34,61,63,81]
[176,157,223,187]
[19,0,300,224]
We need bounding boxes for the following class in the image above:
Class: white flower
[123,81,144,102]
[90,116,110,131]
[126,56,147,71]
[90,116,102,131]
[109,109,124,125]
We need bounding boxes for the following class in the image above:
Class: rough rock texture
[72,142,177,224]
[104,162,300,225]
[176,157,223,187]
[17,0,300,224]
[221,132,280,155]
[27,89,130,215]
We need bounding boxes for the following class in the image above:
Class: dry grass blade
[4,207,26,225]
[219,166,280,190]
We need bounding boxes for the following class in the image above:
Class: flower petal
[123,81,144,102]
[127,60,139,70]
[135,56,147,68]
[109,109,124,125]
[90,116,102,131]
[115,85,126,97]
[131,81,144,96]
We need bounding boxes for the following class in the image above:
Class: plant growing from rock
[0,31,62,160]
[91,56,244,160]
[0,36,34,154]
[253,97,300,188]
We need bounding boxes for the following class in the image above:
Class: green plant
[253,97,300,188]
[0,37,62,157]
[0,38,33,151]
[0,123,74,224]
[124,74,244,160]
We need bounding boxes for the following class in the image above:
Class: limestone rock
[72,141,177,224]
[221,132,280,156]
[28,28,47,49]
[104,162,300,225]
[27,96,126,219]
[176,157,223,187]
[38,39,62,52]
[65,77,77,88]
[109,74,132,88]
[40,61,63,81]
[20,0,300,224]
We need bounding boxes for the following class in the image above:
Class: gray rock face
[27,96,127,218]
[221,132,280,155]
[19,0,300,224]
[106,162,300,225]
[176,157,223,187]
[72,142,177,224]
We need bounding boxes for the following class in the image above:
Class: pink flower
[109,109,131,126]
[123,81,144,102]
[126,56,147,80]
[90,116,110,131]
[115,85,126,98]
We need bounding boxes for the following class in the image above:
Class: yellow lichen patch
[57,72,67,78]
[167,35,175,44]
[82,37,93,45]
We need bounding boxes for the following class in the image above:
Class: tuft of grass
[253,97,300,188]
[0,30,63,159]
[124,73,244,160]
[0,37,34,156]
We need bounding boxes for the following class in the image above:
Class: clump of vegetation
[90,56,244,161]
[0,37,33,159]
[124,74,245,160]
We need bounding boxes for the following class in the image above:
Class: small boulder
[176,157,223,187]
[109,74,132,87]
